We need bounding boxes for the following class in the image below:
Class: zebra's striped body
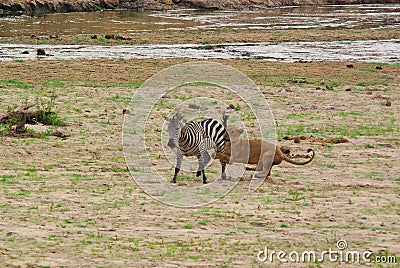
[179,119,225,157]
[168,113,227,184]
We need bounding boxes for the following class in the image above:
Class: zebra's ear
[175,111,183,121]
[238,128,245,134]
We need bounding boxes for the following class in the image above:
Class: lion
[216,127,315,178]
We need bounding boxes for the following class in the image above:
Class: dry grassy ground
[0,57,399,267]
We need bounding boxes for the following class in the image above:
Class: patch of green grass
[0,175,19,185]
[287,189,305,201]
[153,99,175,110]
[127,237,143,245]
[0,79,34,89]
[109,95,131,103]
[130,81,143,88]
[364,143,375,149]
[361,67,376,72]
[188,255,201,260]
[198,220,208,226]
[270,32,285,40]
[355,81,388,87]
[26,128,54,138]
[40,113,66,126]
[42,79,65,88]
[281,119,398,139]
[331,111,361,117]
[69,174,96,182]
[36,90,66,126]
[92,37,108,43]
[13,189,32,199]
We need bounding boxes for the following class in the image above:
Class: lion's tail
[282,148,315,165]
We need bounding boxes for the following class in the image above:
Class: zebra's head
[167,112,185,149]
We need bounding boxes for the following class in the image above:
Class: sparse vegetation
[0,13,398,266]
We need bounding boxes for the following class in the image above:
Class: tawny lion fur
[216,127,315,178]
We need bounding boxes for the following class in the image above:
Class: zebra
[167,112,228,184]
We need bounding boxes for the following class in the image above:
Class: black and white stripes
[167,112,227,184]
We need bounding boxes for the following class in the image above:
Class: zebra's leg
[202,170,207,184]
[196,151,211,177]
[221,160,227,180]
[172,152,183,183]
[198,153,207,184]
[197,151,208,184]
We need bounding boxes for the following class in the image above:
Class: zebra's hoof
[203,180,207,184]
[172,179,176,183]
[196,171,201,177]
[221,174,227,180]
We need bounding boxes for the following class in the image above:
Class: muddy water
[0,10,198,37]
[152,4,400,31]
[1,5,399,37]
[0,4,399,62]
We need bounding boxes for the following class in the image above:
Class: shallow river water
[0,4,399,62]
[0,40,399,63]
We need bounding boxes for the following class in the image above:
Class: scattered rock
[122,109,130,115]
[283,135,306,142]
[37,48,46,56]
[116,35,131,40]
[188,103,202,110]
[53,131,68,139]
[91,34,98,39]
[330,137,349,144]
[288,78,307,83]
[21,51,29,54]
[316,86,322,90]
[345,88,352,91]
[326,85,334,90]
[229,103,235,109]
[285,135,350,145]
[105,34,115,39]
[49,35,58,39]
[346,64,354,68]
[375,66,383,70]
[385,101,392,107]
